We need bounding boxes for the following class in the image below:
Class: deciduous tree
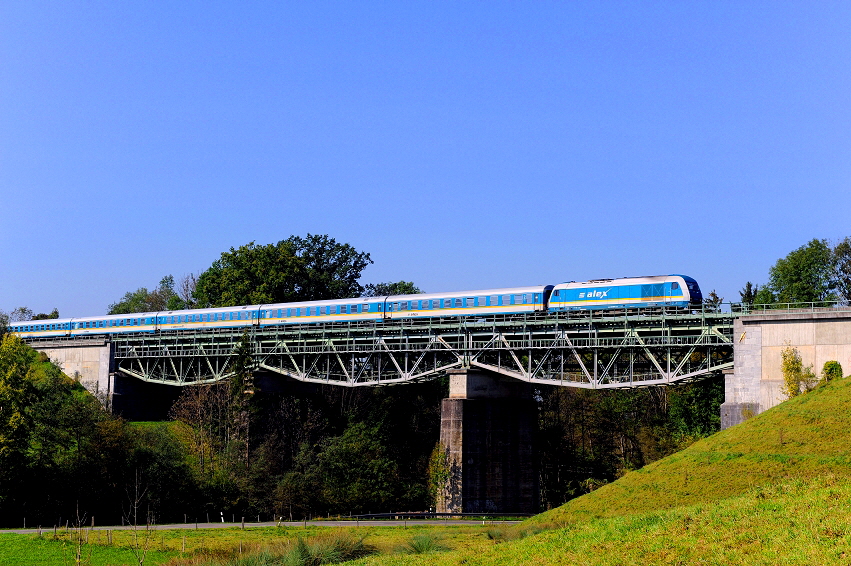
[362,281,423,297]
[834,237,851,303]
[108,276,182,314]
[194,235,372,307]
[768,239,835,304]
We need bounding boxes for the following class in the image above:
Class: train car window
[453,298,461,308]
[672,282,679,290]
[319,306,326,315]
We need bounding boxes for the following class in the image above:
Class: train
[9,274,702,339]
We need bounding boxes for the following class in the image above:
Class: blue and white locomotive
[9,275,702,339]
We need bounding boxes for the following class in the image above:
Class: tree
[703,290,723,310]
[768,239,836,304]
[194,235,373,307]
[834,237,851,303]
[753,286,776,306]
[32,309,59,320]
[0,335,37,504]
[8,307,33,322]
[108,276,181,314]
[362,281,423,297]
[738,282,758,305]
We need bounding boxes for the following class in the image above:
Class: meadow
[5,375,851,564]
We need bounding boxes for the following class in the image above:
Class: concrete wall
[31,339,113,399]
[722,310,851,428]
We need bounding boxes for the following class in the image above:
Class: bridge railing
[733,300,851,315]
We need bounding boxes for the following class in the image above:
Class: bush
[781,345,817,398]
[396,533,450,554]
[821,361,843,383]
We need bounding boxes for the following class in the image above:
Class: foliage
[835,236,851,302]
[537,377,724,510]
[702,290,723,309]
[362,281,423,297]
[768,238,836,304]
[426,443,450,507]
[0,336,196,527]
[108,275,186,314]
[31,308,59,320]
[738,282,758,305]
[194,235,372,308]
[820,360,843,383]
[8,307,33,322]
[752,285,776,306]
[780,345,816,398]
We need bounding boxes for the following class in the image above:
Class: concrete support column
[437,369,537,514]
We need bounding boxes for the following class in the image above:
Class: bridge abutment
[722,310,851,428]
[437,369,537,514]
[30,338,114,401]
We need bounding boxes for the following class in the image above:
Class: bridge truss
[104,309,734,389]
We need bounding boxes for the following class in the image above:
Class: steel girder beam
[103,311,734,388]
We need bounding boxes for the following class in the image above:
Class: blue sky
[2,1,849,316]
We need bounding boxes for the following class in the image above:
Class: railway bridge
[20,303,851,514]
[24,307,736,515]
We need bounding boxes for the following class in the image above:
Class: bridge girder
[106,311,734,389]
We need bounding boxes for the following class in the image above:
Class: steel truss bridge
[53,308,735,389]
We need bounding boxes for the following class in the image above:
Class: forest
[0,234,847,528]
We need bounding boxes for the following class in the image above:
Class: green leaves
[108,275,182,314]
[194,234,373,307]
[768,239,836,304]
[362,281,423,297]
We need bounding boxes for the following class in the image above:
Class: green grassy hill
[352,376,851,565]
[530,376,851,526]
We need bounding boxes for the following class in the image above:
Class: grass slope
[531,376,851,525]
[355,477,851,565]
[352,378,851,565]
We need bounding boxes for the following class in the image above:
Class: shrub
[781,345,817,398]
[821,361,843,383]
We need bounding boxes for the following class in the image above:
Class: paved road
[1,519,521,535]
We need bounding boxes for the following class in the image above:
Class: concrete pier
[437,369,537,514]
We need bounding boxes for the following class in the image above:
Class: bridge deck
[25,309,735,389]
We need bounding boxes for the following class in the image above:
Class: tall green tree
[738,282,758,305]
[834,237,851,303]
[194,235,373,307]
[362,281,423,297]
[0,335,37,492]
[108,275,183,314]
[768,239,836,304]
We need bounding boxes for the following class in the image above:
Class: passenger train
[9,275,702,339]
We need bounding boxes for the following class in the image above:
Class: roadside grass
[0,523,498,565]
[349,476,851,565]
[0,532,178,565]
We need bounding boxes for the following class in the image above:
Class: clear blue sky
[2,2,849,316]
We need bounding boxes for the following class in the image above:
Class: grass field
[5,377,851,564]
